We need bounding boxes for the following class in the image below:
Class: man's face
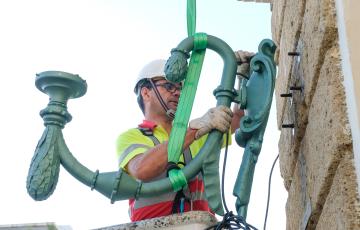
[152,78,182,111]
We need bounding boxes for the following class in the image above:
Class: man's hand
[235,50,255,77]
[189,105,233,140]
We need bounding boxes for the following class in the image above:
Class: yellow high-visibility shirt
[116,124,231,170]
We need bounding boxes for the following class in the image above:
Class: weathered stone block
[278,81,311,190]
[301,44,352,228]
[297,0,338,109]
[286,151,311,230]
[316,151,360,230]
[271,0,286,45]
[275,0,305,129]
[278,128,294,190]
[279,99,298,190]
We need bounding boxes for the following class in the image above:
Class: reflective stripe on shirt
[118,143,151,165]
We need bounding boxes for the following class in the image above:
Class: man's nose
[173,89,180,97]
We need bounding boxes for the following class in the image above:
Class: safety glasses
[155,82,182,93]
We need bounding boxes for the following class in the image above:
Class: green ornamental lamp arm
[26,37,277,220]
[26,35,237,210]
[25,69,226,202]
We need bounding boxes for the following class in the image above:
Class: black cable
[263,154,279,230]
[205,211,257,230]
[221,132,230,213]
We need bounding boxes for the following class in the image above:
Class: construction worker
[117,52,251,221]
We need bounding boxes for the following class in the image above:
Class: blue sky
[0,1,286,229]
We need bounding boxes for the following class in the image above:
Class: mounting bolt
[280,93,293,97]
[290,86,302,91]
[282,124,295,128]
[288,52,300,56]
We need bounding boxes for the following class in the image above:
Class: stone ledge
[0,223,71,230]
[93,211,218,230]
[237,0,271,2]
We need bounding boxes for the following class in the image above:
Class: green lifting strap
[168,167,188,192]
[167,0,208,192]
[187,0,196,36]
[167,35,207,192]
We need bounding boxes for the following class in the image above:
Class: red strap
[138,120,157,130]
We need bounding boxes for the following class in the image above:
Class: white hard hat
[134,59,167,93]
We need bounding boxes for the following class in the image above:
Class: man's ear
[141,87,152,101]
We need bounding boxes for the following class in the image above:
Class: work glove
[235,50,255,78]
[189,105,233,140]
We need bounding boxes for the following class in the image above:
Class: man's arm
[127,105,233,181]
[127,129,197,181]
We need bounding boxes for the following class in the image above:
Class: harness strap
[138,127,156,137]
[138,126,161,144]
[172,189,191,214]
[183,147,192,164]
[138,126,192,165]
[147,135,160,145]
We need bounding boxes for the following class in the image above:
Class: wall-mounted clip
[280,93,293,97]
[282,124,295,128]
[288,52,300,56]
[289,86,302,91]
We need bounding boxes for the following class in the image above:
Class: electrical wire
[263,154,279,230]
[221,132,230,213]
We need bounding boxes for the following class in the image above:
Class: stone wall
[272,0,360,229]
